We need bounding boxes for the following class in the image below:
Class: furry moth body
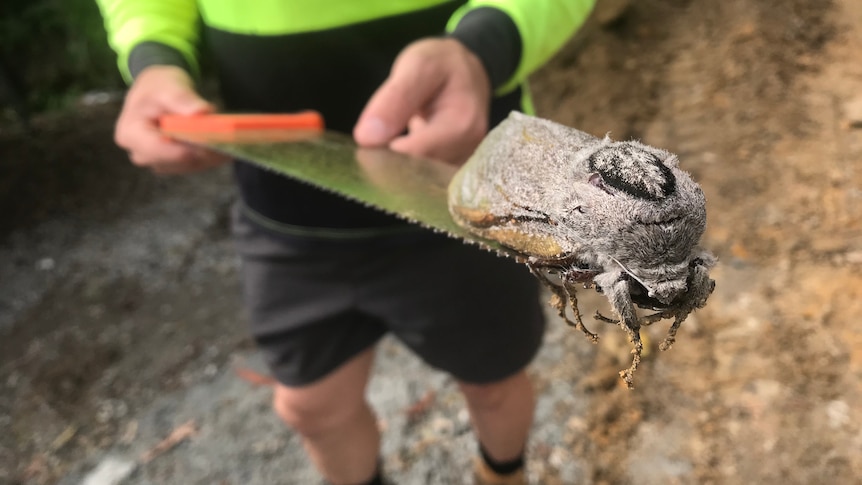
[448,112,716,388]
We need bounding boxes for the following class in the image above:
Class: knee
[458,371,533,411]
[459,382,509,412]
[272,384,366,438]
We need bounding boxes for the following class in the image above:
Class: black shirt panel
[204,2,522,230]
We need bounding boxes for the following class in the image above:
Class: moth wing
[447,204,566,257]
[448,112,599,257]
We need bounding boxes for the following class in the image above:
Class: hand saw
[160,111,514,256]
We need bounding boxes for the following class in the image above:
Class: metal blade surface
[165,129,514,256]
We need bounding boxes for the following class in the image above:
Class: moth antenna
[609,256,655,296]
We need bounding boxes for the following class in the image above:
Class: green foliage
[0,0,123,112]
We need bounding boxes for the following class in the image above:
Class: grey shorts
[232,205,545,387]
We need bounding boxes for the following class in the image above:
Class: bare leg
[458,370,535,463]
[272,347,379,485]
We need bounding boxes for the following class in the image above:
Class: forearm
[96,0,200,82]
[448,0,596,93]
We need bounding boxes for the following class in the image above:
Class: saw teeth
[202,142,514,259]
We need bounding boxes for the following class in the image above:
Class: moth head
[616,250,716,309]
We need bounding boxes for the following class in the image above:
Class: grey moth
[449,112,716,388]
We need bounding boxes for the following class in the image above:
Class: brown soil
[0,104,144,235]
[532,0,862,482]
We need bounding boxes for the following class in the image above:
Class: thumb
[354,54,446,146]
[158,84,214,116]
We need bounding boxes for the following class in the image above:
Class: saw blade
[161,116,517,257]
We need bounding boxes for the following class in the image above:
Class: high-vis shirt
[96,0,595,236]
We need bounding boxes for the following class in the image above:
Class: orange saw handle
[159,111,325,133]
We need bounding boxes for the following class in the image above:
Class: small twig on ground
[119,420,139,445]
[49,424,78,451]
[139,419,198,464]
[405,390,436,422]
[235,366,278,387]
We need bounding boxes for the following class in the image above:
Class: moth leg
[594,310,619,324]
[619,324,643,390]
[597,275,643,389]
[637,310,685,351]
[639,311,674,326]
[659,313,688,352]
[527,264,599,343]
[562,280,599,343]
[598,307,677,327]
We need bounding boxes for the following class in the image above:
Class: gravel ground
[0,156,605,484]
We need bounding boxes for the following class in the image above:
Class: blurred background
[1,0,861,484]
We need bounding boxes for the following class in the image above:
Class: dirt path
[2,0,861,484]
[533,0,862,483]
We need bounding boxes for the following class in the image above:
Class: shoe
[472,456,527,485]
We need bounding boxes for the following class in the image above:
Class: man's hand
[115,65,229,175]
[353,38,492,165]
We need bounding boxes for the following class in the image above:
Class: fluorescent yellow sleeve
[95,0,200,82]
[197,0,452,35]
[447,0,596,93]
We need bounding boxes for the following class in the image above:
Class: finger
[132,141,229,172]
[354,52,447,146]
[161,90,213,116]
[123,119,200,167]
[189,146,232,168]
[389,104,486,164]
[117,92,213,159]
[407,115,428,134]
[127,87,213,124]
[120,100,229,167]
[144,149,228,175]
